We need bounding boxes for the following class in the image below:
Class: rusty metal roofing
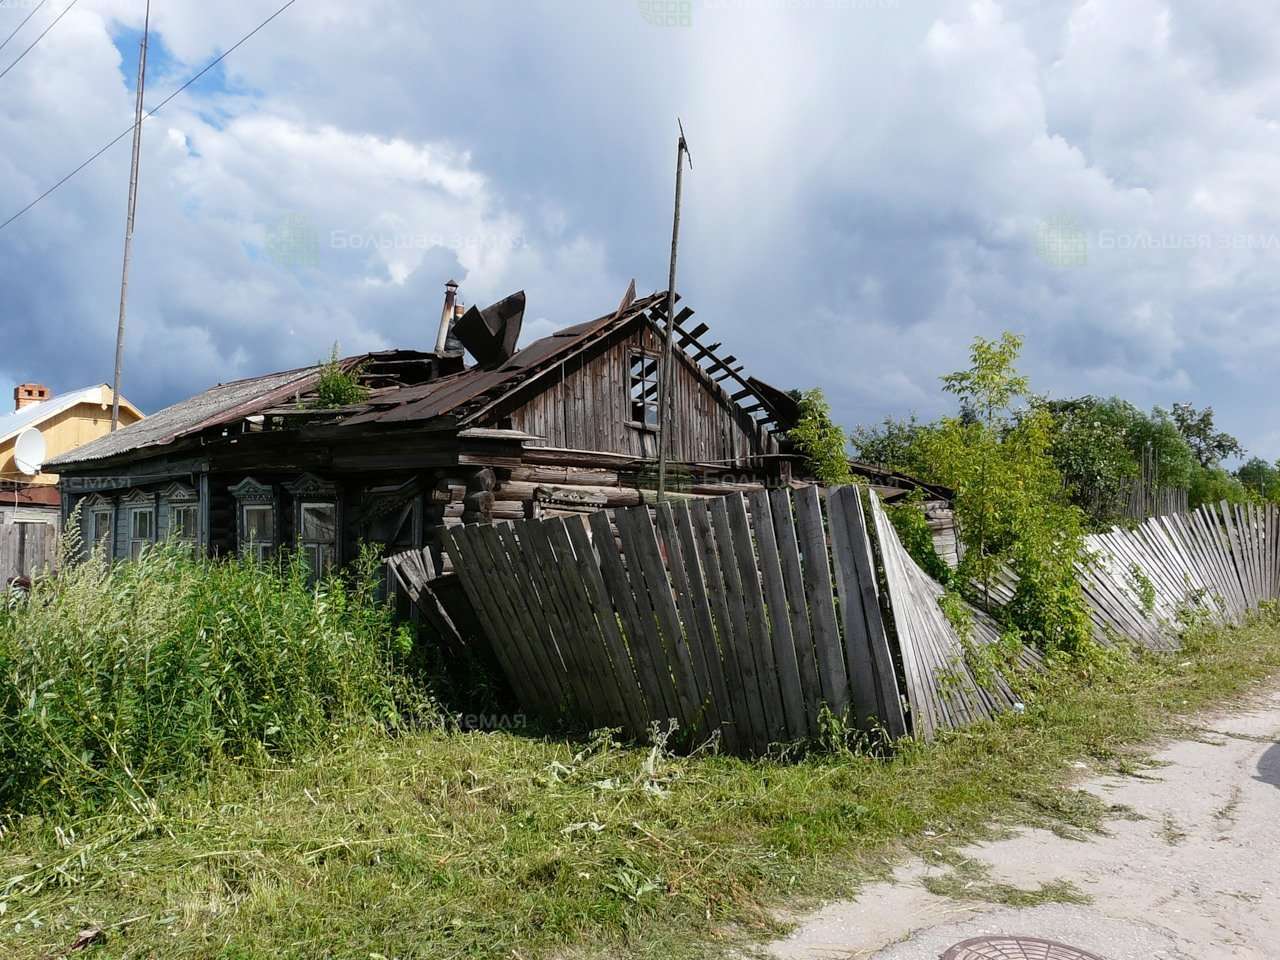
[47,285,794,470]
[342,291,667,428]
[48,365,324,468]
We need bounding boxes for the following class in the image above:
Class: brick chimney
[13,383,50,411]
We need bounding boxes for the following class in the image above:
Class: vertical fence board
[792,485,849,718]
[724,493,788,745]
[765,488,824,736]
[708,497,772,752]
[589,510,680,726]
[746,490,809,741]
[614,506,704,736]
[655,503,726,742]
[562,517,650,737]
[687,500,759,748]
[825,486,882,730]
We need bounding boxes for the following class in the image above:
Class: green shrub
[0,541,431,818]
[788,388,853,486]
[887,490,952,585]
[312,343,369,408]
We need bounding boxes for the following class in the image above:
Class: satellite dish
[13,428,46,476]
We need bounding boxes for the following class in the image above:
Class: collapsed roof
[49,284,801,470]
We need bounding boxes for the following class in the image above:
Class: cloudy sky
[2,0,1279,461]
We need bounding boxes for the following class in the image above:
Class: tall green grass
[0,540,432,818]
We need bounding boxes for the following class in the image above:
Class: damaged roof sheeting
[46,365,327,467]
[50,284,801,470]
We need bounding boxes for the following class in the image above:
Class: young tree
[787,389,852,486]
[921,333,1092,652]
[1167,402,1245,468]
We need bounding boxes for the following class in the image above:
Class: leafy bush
[849,415,932,476]
[312,343,369,408]
[788,388,853,485]
[886,490,952,585]
[0,540,430,818]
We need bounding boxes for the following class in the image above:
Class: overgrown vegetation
[851,374,1274,528]
[3,596,1279,959]
[0,539,429,819]
[787,388,853,485]
[311,343,369,408]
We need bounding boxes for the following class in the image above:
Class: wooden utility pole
[656,120,691,502]
[112,0,151,431]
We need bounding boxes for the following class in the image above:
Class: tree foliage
[849,415,931,477]
[919,333,1093,653]
[788,389,853,486]
[1167,402,1244,468]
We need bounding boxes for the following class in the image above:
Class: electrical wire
[0,0,81,82]
[0,0,48,57]
[0,0,302,233]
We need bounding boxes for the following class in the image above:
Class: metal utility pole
[112,0,150,431]
[656,119,691,502]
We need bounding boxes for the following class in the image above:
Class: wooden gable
[493,315,777,464]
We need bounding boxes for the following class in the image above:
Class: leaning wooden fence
[983,501,1278,651]
[1,523,55,584]
[426,486,1033,755]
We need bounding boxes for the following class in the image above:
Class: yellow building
[0,384,143,524]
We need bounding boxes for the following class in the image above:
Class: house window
[129,507,154,560]
[170,504,198,549]
[90,509,113,553]
[629,351,660,428]
[298,501,337,579]
[242,504,275,561]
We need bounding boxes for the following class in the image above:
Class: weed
[921,856,1091,907]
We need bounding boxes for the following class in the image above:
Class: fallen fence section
[984,501,1278,651]
[867,495,1041,743]
[1,523,55,584]
[435,486,1034,755]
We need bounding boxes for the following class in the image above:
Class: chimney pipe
[435,279,459,355]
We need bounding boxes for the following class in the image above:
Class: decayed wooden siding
[505,322,775,463]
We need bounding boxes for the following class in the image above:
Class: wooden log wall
[433,486,1035,755]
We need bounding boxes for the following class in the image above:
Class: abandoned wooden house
[51,281,946,574]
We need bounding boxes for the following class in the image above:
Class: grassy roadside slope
[4,612,1280,960]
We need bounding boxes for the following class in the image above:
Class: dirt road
[767,687,1280,960]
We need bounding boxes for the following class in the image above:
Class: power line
[0,0,81,83]
[0,0,49,58]
[0,0,302,233]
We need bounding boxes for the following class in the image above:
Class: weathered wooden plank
[543,518,634,732]
[745,490,808,741]
[564,517,657,738]
[724,493,789,745]
[588,510,678,725]
[494,523,571,709]
[765,487,824,736]
[655,502,727,743]
[791,485,850,717]
[841,487,907,739]
[707,497,772,752]
[692,499,766,751]
[442,526,544,712]
[474,523,564,714]
[824,486,883,730]
[614,505,703,736]
[673,502,743,750]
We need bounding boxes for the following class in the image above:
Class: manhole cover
[940,936,1105,960]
